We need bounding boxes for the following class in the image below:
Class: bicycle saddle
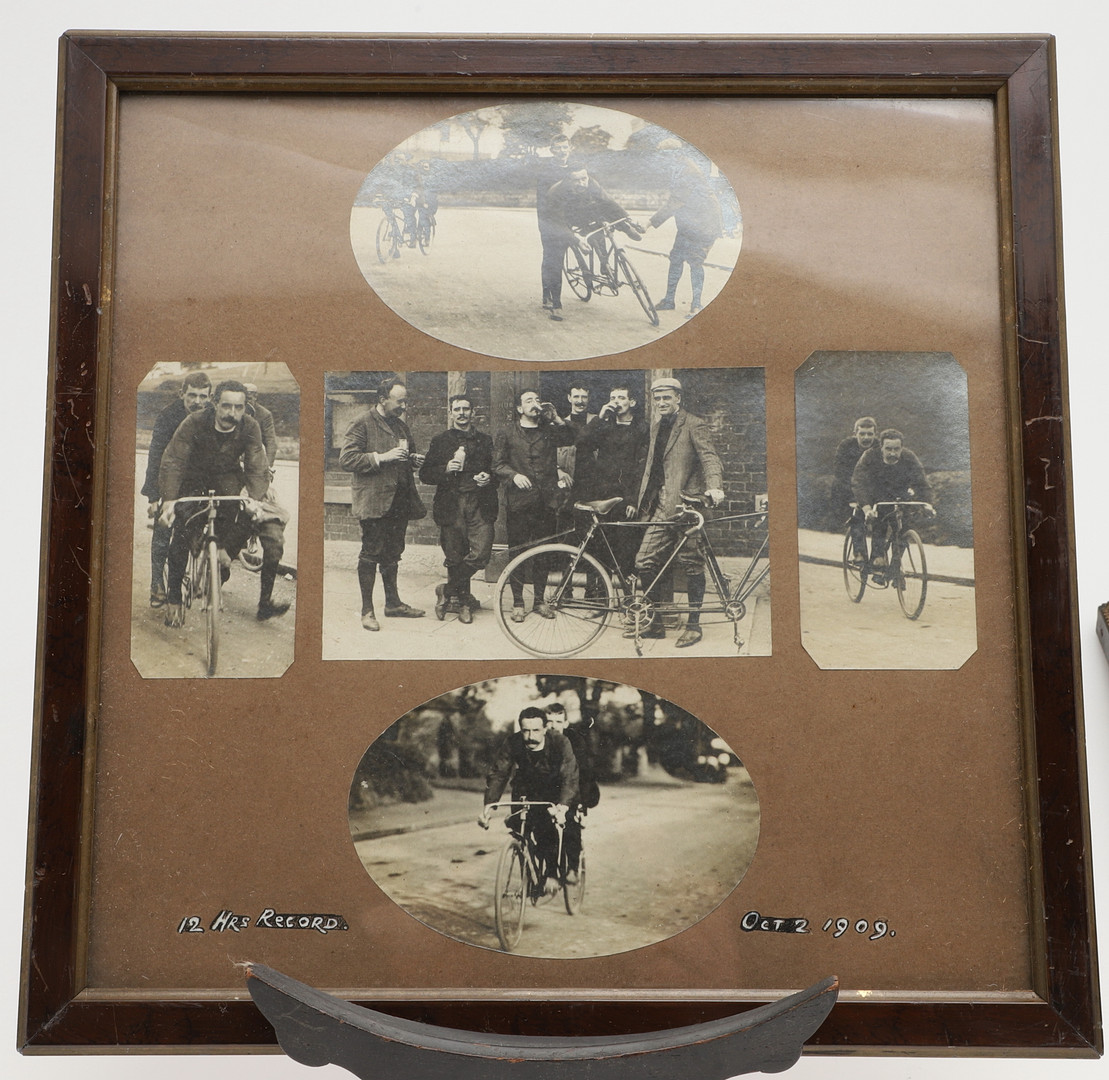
[573,497,624,515]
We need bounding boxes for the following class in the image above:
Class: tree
[458,111,498,161]
[495,102,575,158]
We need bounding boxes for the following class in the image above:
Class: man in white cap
[633,377,725,647]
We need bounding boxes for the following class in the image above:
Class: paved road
[351,206,740,362]
[798,530,977,669]
[354,776,759,958]
[130,454,298,679]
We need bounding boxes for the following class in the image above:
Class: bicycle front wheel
[494,839,527,952]
[563,246,592,300]
[204,538,221,677]
[615,249,659,326]
[894,529,927,620]
[375,217,398,264]
[494,545,614,658]
[842,525,867,603]
[563,852,586,915]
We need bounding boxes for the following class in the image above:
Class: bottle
[453,444,466,468]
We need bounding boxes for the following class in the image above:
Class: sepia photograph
[795,351,976,669]
[350,102,742,361]
[130,362,299,678]
[348,674,760,957]
[323,366,769,660]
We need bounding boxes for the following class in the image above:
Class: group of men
[532,134,724,322]
[340,374,725,648]
[480,701,600,899]
[833,416,934,570]
[142,372,290,626]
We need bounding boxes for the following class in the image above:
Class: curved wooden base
[246,964,837,1079]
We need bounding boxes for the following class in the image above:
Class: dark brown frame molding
[20,32,1098,1056]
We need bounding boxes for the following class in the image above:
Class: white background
[5,4,1108,1079]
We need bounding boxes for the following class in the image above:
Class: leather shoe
[533,602,556,619]
[361,611,380,631]
[433,584,449,621]
[511,605,526,623]
[458,603,473,625]
[676,625,703,648]
[256,600,290,621]
[384,603,425,618]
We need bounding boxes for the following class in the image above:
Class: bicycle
[842,500,934,620]
[562,217,659,326]
[481,800,585,952]
[170,492,245,677]
[494,494,769,658]
[372,195,427,263]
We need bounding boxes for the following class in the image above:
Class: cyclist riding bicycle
[480,707,579,899]
[158,379,290,625]
[850,427,934,576]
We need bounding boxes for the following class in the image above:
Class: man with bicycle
[141,370,212,608]
[480,707,579,899]
[834,416,878,559]
[633,377,725,649]
[543,703,598,887]
[158,379,290,626]
[541,165,645,321]
[533,134,575,316]
[850,428,934,577]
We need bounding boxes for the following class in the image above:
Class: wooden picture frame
[20,32,1098,1058]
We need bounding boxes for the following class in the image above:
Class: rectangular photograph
[322,366,769,660]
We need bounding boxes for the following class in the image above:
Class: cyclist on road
[481,707,579,898]
[850,428,934,575]
[141,370,212,608]
[543,703,598,886]
[834,416,878,559]
[158,379,290,626]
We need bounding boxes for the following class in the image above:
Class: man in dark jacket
[541,165,644,320]
[851,428,935,571]
[533,134,575,315]
[647,145,724,317]
[141,370,212,607]
[339,378,427,631]
[834,416,878,559]
[418,393,497,625]
[158,379,289,625]
[481,707,580,895]
[493,389,576,622]
[544,703,597,884]
[244,383,278,469]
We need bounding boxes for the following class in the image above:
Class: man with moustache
[851,428,934,574]
[158,379,289,626]
[340,377,428,631]
[555,383,597,531]
[142,370,212,608]
[633,377,725,648]
[480,706,580,897]
[419,393,497,625]
[493,389,576,623]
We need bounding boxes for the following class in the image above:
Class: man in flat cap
[633,377,725,648]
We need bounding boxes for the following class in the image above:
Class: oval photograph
[347,674,759,958]
[350,103,742,362]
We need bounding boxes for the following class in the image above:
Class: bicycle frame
[483,800,563,882]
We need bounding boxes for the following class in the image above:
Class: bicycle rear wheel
[563,852,586,915]
[615,249,659,326]
[494,839,527,952]
[417,218,434,254]
[375,216,399,263]
[894,529,927,620]
[842,525,867,603]
[494,545,614,658]
[563,246,592,300]
[204,538,221,677]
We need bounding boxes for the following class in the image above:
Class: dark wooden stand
[246,964,837,1079]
